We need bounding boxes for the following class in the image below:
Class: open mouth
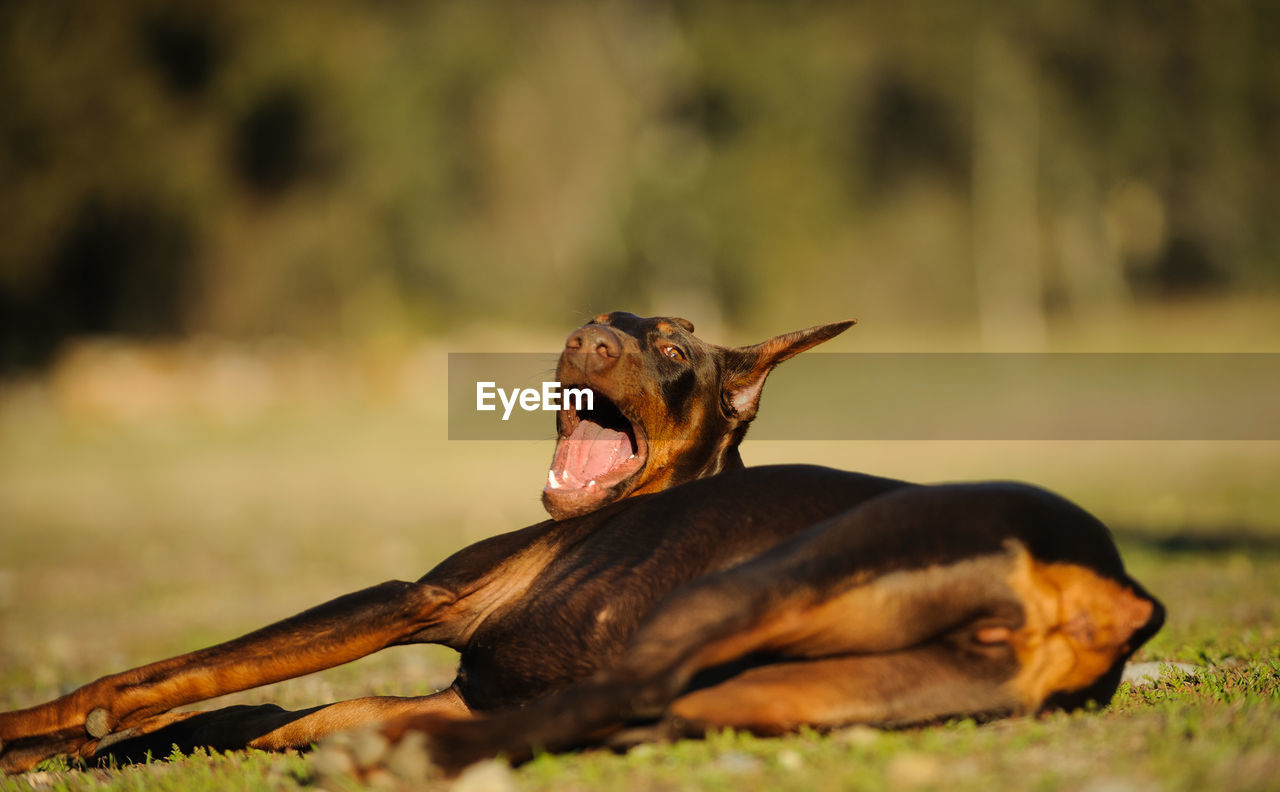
[543,388,648,516]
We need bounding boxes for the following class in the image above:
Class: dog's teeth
[547,470,561,490]
[628,454,636,460]
[588,479,596,487]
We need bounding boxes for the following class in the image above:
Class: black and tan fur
[0,313,1162,774]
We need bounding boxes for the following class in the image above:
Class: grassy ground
[2,318,1278,790]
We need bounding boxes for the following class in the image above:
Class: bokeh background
[1,4,1278,784]
[3,0,1279,362]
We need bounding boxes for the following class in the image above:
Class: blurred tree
[1,0,1277,370]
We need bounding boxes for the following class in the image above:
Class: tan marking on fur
[1003,547,1154,709]
[679,553,1022,675]
[250,689,470,751]
[670,647,1019,733]
[630,389,711,496]
[761,559,1003,656]
[444,541,566,645]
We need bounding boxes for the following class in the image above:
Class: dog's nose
[565,325,622,373]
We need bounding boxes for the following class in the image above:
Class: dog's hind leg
[415,486,1161,771]
[416,547,1035,769]
[664,647,1019,735]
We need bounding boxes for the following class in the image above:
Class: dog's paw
[0,730,97,775]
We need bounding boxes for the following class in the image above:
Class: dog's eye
[661,345,686,361]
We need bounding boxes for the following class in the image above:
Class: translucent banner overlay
[448,353,1280,440]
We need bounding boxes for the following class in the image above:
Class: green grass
[2,361,1279,791]
[7,669,1278,792]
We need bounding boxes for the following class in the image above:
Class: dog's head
[542,311,854,520]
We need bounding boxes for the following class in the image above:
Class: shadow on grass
[1113,525,1280,555]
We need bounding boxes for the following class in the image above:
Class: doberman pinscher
[0,313,1163,774]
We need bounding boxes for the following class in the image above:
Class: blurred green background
[2,0,1278,365]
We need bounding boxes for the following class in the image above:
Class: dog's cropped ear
[721,319,855,422]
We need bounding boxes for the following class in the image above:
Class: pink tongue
[564,421,632,484]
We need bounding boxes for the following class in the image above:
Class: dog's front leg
[73,686,472,767]
[0,579,455,773]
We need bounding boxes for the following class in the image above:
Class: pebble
[886,752,942,787]
[349,729,390,769]
[1121,661,1203,686]
[384,731,433,784]
[309,744,355,778]
[453,759,519,792]
[714,751,763,774]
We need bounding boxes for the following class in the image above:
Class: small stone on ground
[1121,661,1203,686]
